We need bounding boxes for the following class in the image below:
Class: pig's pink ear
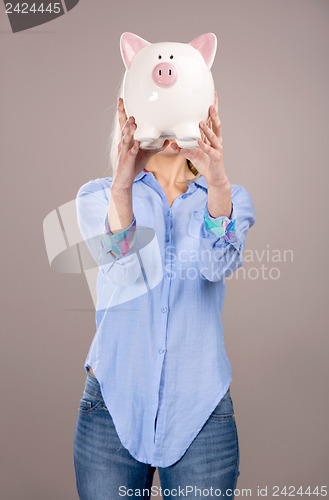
[120,32,150,70]
[189,33,217,69]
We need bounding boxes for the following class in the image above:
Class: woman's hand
[170,91,230,189]
[113,98,169,189]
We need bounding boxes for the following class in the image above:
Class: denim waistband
[84,369,103,400]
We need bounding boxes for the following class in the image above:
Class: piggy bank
[120,32,217,149]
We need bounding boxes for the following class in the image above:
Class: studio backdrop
[1,0,328,498]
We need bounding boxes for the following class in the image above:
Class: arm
[76,178,141,286]
[76,90,169,285]
[76,97,170,286]
[105,183,137,258]
[103,96,169,260]
[171,91,255,281]
[198,184,256,282]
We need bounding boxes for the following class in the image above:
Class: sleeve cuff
[203,202,236,243]
[104,213,137,257]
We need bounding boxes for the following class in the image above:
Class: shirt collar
[192,175,208,190]
[133,170,148,182]
[133,170,208,190]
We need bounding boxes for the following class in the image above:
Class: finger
[202,113,212,146]
[201,128,211,146]
[206,107,212,129]
[121,123,136,154]
[210,91,221,138]
[170,142,207,162]
[156,139,170,151]
[118,98,128,130]
[209,105,222,140]
[152,139,170,152]
[119,104,135,145]
[199,121,221,150]
[129,139,140,157]
[197,138,221,160]
[205,104,215,146]
[121,115,134,142]
[203,106,212,146]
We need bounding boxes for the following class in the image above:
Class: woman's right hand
[113,98,169,189]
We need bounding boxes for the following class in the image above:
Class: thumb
[170,141,199,162]
[150,139,170,154]
[160,139,170,150]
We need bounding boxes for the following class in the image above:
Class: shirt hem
[150,379,233,467]
[84,363,233,466]
[85,367,233,468]
[85,363,155,465]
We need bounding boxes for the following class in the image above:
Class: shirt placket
[141,173,198,459]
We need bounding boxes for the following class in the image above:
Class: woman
[73,86,256,499]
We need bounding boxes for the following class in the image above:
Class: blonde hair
[105,74,206,184]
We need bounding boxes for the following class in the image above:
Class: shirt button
[159,348,166,354]
[166,273,171,278]
[161,306,167,313]
[182,193,187,199]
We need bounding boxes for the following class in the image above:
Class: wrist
[111,179,133,194]
[207,179,232,219]
[207,178,231,192]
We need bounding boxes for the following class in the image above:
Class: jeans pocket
[78,390,107,414]
[208,387,235,421]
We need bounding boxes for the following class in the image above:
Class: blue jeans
[73,370,240,499]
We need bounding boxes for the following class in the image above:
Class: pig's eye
[158,55,162,59]
[170,55,174,59]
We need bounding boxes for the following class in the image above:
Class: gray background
[1,0,328,498]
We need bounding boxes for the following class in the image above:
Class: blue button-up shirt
[76,169,256,467]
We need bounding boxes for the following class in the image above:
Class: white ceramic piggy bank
[120,32,217,149]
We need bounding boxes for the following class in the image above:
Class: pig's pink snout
[152,63,177,88]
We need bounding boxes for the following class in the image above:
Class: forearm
[207,179,233,219]
[197,184,256,282]
[108,181,134,233]
[76,178,141,285]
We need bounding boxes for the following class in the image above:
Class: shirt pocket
[186,210,203,239]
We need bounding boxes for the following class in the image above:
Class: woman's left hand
[171,90,230,188]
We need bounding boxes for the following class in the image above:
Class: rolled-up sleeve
[198,185,256,282]
[76,179,141,285]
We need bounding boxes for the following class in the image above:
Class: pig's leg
[134,125,161,143]
[172,122,201,149]
[140,137,166,149]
